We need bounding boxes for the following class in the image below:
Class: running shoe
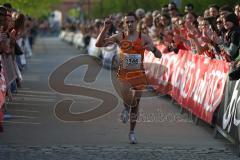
[121,108,129,124]
[129,131,137,144]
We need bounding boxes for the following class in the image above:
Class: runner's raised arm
[95,18,120,47]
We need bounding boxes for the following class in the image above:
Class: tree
[90,0,170,18]
[0,0,62,18]
[90,0,239,18]
[181,0,238,15]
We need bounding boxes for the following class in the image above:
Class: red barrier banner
[144,48,230,124]
[144,50,177,94]
[2,54,17,87]
[0,56,6,132]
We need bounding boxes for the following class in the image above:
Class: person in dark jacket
[221,13,240,61]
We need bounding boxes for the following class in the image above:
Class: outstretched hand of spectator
[173,34,181,44]
[234,60,240,68]
[104,18,113,29]
[187,32,195,39]
[201,36,212,44]
[211,32,223,45]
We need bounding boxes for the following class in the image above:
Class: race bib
[123,53,142,70]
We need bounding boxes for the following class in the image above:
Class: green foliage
[90,0,169,18]
[68,8,80,18]
[181,0,239,15]
[90,0,240,18]
[0,0,238,19]
[0,0,62,18]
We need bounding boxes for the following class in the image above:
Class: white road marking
[22,75,40,81]
[12,97,56,102]
[5,115,38,119]
[13,93,57,99]
[3,121,41,125]
[17,90,56,95]
[5,102,47,106]
[7,109,40,113]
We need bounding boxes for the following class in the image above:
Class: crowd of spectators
[0,3,37,132]
[61,2,240,74]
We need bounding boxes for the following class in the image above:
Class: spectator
[135,8,145,21]
[184,12,197,24]
[168,2,179,18]
[184,3,194,14]
[235,4,240,23]
[221,13,240,61]
[216,16,226,39]
[219,5,234,19]
[160,14,171,30]
[152,10,161,18]
[208,4,219,17]
[161,4,168,15]
[143,12,153,28]
[204,9,210,18]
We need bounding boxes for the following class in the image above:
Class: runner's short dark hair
[125,11,137,21]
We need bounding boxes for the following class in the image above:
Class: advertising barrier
[144,47,230,124]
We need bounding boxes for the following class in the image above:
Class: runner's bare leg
[130,90,142,132]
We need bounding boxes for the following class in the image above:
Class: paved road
[0,37,239,159]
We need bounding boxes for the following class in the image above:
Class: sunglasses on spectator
[216,21,222,24]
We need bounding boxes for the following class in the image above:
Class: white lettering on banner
[235,96,240,126]
[144,52,154,77]
[171,64,184,89]
[171,56,184,89]
[193,78,207,104]
[143,53,150,75]
[204,70,225,112]
[147,53,159,79]
[158,54,176,86]
[156,56,167,85]
[223,80,240,133]
[150,58,160,78]
[154,59,162,80]
[189,68,200,98]
[204,58,210,64]
[180,60,196,98]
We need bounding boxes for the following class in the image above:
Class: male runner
[96,12,162,144]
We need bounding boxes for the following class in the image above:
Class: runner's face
[124,16,137,33]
